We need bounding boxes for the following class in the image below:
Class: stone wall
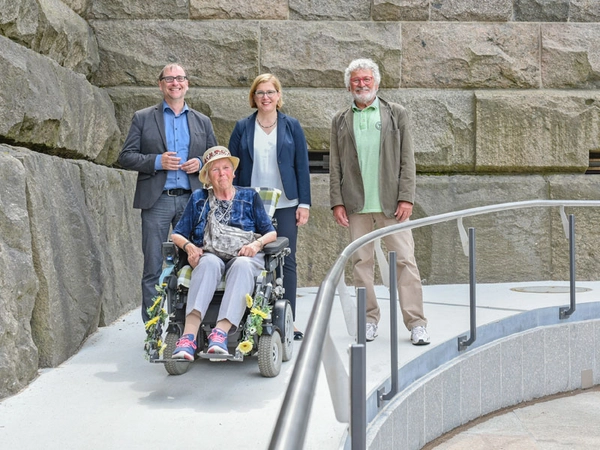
[1,0,600,398]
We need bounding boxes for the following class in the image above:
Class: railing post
[560,214,577,319]
[350,343,366,450]
[350,287,367,449]
[378,251,399,406]
[458,227,477,351]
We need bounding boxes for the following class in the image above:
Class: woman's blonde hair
[248,73,284,109]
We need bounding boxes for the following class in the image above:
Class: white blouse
[251,122,298,209]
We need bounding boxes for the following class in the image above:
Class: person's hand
[180,157,201,174]
[238,240,262,257]
[333,205,349,228]
[394,201,413,223]
[161,151,182,171]
[185,243,203,268]
[296,207,310,226]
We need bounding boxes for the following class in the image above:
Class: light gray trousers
[186,252,264,332]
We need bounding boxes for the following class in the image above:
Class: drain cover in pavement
[511,286,592,293]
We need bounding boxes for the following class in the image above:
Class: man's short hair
[344,58,381,89]
[158,63,187,81]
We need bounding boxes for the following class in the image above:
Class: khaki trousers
[348,213,426,330]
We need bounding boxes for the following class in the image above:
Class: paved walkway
[0,281,599,449]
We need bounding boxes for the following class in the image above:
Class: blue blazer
[118,103,217,209]
[228,111,311,206]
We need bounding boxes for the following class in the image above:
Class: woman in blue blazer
[229,73,311,339]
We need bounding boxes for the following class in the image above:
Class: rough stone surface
[384,89,475,171]
[0,150,39,400]
[430,0,512,22]
[548,175,600,281]
[475,91,599,172]
[90,20,259,88]
[1,146,141,371]
[542,24,600,89]
[260,21,402,88]
[289,0,371,20]
[515,0,570,22]
[60,0,92,17]
[414,175,553,285]
[0,35,120,165]
[402,22,540,88]
[570,0,600,22]
[89,0,188,19]
[0,0,99,77]
[372,0,429,21]
[190,0,287,19]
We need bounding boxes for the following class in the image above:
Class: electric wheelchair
[144,188,294,378]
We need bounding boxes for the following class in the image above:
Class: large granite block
[402,22,540,88]
[475,91,597,172]
[191,0,287,20]
[415,175,552,285]
[260,21,402,88]
[289,0,371,20]
[385,90,475,171]
[90,20,260,87]
[77,163,141,325]
[372,0,429,21]
[89,0,188,19]
[430,0,512,21]
[0,149,39,400]
[0,35,120,165]
[515,0,570,22]
[542,24,600,88]
[0,0,99,77]
[570,0,600,21]
[548,175,600,281]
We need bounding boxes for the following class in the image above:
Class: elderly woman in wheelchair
[170,146,277,360]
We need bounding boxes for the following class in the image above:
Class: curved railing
[268,200,600,449]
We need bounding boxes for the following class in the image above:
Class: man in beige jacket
[329,58,429,345]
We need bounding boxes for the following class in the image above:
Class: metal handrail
[268,200,600,450]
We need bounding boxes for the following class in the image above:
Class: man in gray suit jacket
[119,63,217,322]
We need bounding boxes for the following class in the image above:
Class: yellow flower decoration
[246,293,253,308]
[147,295,162,313]
[238,340,253,354]
[251,307,268,319]
[145,315,159,330]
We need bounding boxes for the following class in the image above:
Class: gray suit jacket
[118,103,217,209]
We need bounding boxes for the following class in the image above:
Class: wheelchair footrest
[148,358,192,364]
[198,351,244,362]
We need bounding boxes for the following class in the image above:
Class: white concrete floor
[1,281,599,449]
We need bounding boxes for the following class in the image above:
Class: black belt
[164,189,191,197]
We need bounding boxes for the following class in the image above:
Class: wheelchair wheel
[258,330,282,378]
[164,331,192,375]
[281,302,294,362]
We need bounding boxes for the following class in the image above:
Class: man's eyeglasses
[254,90,278,98]
[350,77,374,85]
[160,75,188,83]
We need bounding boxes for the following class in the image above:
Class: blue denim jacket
[173,187,275,246]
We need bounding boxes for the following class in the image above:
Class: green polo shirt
[352,97,382,213]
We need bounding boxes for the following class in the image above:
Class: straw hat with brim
[199,146,240,185]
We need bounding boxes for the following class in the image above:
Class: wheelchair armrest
[263,236,289,255]
[162,241,189,268]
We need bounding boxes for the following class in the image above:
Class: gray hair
[344,58,381,89]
